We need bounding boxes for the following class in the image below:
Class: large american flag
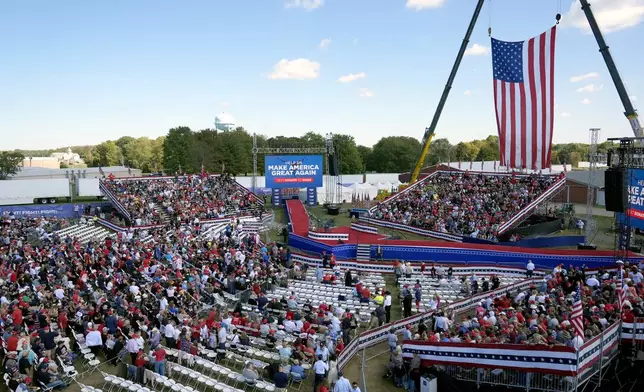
[616,266,627,311]
[571,284,584,338]
[492,26,557,170]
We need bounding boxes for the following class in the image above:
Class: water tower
[214,112,236,131]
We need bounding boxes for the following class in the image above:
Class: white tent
[354,182,378,199]
[317,186,355,204]
[374,182,389,190]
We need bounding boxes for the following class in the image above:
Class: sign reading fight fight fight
[265,155,323,188]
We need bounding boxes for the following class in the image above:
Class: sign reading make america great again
[265,155,324,188]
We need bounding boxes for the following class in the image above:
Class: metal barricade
[634,317,644,360]
[441,364,579,392]
[420,326,620,392]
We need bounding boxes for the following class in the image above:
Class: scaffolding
[584,128,600,245]
[606,137,644,261]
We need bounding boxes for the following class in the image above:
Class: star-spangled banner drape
[492,26,556,170]
[616,266,626,311]
[571,284,584,338]
[402,341,578,375]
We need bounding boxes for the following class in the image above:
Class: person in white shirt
[313,356,329,392]
[351,382,361,392]
[572,334,584,349]
[283,319,296,333]
[334,372,351,392]
[164,322,176,348]
[229,330,240,348]
[218,326,227,350]
[488,311,497,326]
[384,292,392,323]
[85,324,103,355]
[526,260,535,277]
[586,275,600,287]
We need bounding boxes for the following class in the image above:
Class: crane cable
[487,0,492,37]
[489,0,562,33]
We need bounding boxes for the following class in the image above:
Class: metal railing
[407,322,621,392]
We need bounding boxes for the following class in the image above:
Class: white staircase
[197,223,228,241]
[356,243,371,262]
[55,223,114,244]
[152,202,172,225]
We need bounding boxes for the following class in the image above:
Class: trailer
[0,178,102,205]
[77,178,101,198]
[0,179,70,205]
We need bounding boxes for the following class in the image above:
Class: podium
[420,376,437,392]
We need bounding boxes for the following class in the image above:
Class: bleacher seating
[372,171,561,240]
[55,222,114,244]
[101,174,259,226]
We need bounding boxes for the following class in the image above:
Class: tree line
[3,127,616,177]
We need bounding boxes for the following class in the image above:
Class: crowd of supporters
[102,174,260,226]
[399,262,644,349]
[0,210,368,392]
[372,172,560,240]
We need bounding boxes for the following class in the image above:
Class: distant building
[10,166,141,180]
[21,157,61,169]
[51,147,84,165]
[554,170,606,206]
[22,147,85,169]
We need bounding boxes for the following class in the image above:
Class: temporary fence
[308,231,350,241]
[621,318,644,342]
[402,322,621,392]
[337,271,640,392]
[350,222,379,235]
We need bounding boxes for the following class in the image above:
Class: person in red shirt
[153,346,167,376]
[58,311,68,336]
[355,281,363,296]
[12,307,23,327]
[6,330,19,351]
[335,338,345,354]
[361,287,371,302]
[318,379,330,392]
[134,349,147,383]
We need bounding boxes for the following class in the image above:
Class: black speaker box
[328,154,339,176]
[577,243,597,250]
[605,168,627,213]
